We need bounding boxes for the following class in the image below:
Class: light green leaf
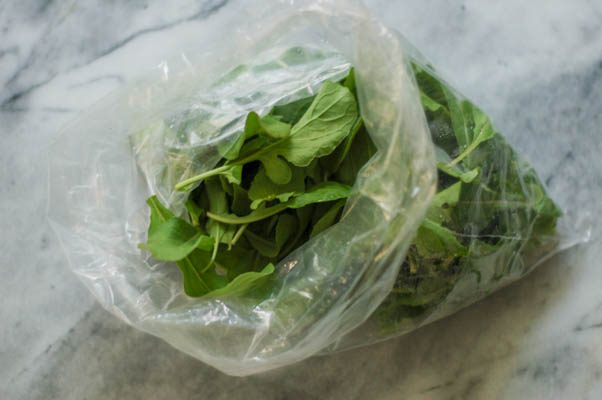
[235,81,357,183]
[144,196,211,296]
[142,217,213,261]
[175,81,356,189]
[420,91,443,112]
[288,182,352,209]
[202,263,275,299]
[245,111,292,140]
[223,165,242,185]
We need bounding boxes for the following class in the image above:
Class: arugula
[139,61,560,325]
[373,64,561,331]
[141,73,365,298]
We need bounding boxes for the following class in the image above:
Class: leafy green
[175,80,358,188]
[248,166,305,209]
[310,200,345,238]
[202,263,275,299]
[141,72,370,298]
[206,182,352,225]
[374,63,561,332]
[140,61,560,318]
[141,217,213,261]
[245,112,292,140]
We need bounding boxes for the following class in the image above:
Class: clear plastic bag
[48,0,578,375]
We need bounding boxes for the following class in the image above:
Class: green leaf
[310,200,345,238]
[142,217,213,261]
[244,230,279,258]
[270,96,315,124]
[175,80,357,188]
[442,87,496,167]
[201,263,275,299]
[231,185,252,215]
[185,199,204,228]
[220,131,247,161]
[415,218,466,257]
[426,182,461,224]
[245,111,292,140]
[280,206,315,257]
[420,91,443,112]
[333,128,377,185]
[234,81,358,184]
[288,182,352,209]
[222,165,242,185]
[248,165,305,209]
[435,146,479,183]
[205,177,236,253]
[178,250,213,296]
[146,195,176,232]
[144,196,211,296]
[206,182,351,225]
[343,68,356,94]
[275,214,297,253]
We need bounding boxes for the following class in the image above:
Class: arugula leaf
[248,165,305,209]
[244,230,279,258]
[245,112,292,140]
[177,81,358,188]
[310,199,345,238]
[333,128,377,185]
[201,263,275,299]
[426,181,461,224]
[185,198,204,228]
[141,217,213,261]
[206,182,352,225]
[434,146,479,183]
[416,218,466,257]
[288,182,351,208]
[144,196,212,296]
[275,214,297,255]
[270,96,315,124]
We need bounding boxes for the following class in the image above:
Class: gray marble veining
[1,1,602,399]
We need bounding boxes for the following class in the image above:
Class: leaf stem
[175,165,233,191]
[447,139,480,167]
[207,203,289,225]
[230,224,248,247]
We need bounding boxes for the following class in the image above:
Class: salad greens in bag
[48,0,568,376]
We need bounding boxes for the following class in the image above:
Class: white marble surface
[1,0,601,398]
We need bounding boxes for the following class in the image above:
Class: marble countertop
[2,1,601,399]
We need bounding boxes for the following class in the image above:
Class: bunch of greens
[140,70,375,298]
[140,62,560,327]
[374,64,561,330]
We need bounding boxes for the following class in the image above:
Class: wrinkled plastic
[48,0,580,376]
[48,0,436,375]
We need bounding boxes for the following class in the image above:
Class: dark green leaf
[271,96,315,124]
[310,200,345,238]
[248,165,305,209]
